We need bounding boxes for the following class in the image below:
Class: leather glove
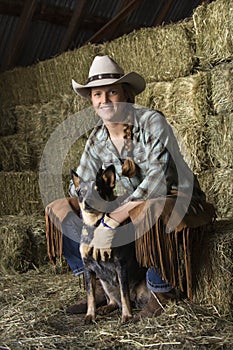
[88,214,120,261]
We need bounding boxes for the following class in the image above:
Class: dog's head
[71,165,117,226]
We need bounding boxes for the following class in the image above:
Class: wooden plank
[59,0,87,52]
[3,0,37,70]
[152,0,174,26]
[0,0,72,26]
[85,0,143,44]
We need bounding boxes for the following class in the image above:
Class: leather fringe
[45,205,63,267]
[135,218,213,301]
[131,196,216,301]
[45,197,80,268]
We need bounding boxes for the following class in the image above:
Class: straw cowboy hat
[72,55,146,98]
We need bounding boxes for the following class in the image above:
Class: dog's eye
[76,188,85,197]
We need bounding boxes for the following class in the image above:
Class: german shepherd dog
[71,165,149,323]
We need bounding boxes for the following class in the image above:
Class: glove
[88,214,120,261]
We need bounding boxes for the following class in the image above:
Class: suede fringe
[135,219,212,300]
[44,197,80,268]
[45,205,63,266]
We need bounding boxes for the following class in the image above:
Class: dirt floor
[1,267,233,350]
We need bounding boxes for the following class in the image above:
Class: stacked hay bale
[0,0,232,315]
[192,0,233,221]
[0,45,99,272]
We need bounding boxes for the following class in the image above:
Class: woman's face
[90,84,128,123]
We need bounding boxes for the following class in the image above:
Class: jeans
[61,211,84,277]
[61,211,172,293]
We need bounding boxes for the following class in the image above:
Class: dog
[71,165,150,324]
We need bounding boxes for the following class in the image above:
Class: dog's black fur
[71,165,149,323]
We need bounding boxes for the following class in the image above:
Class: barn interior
[0,0,232,348]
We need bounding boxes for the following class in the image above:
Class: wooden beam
[0,0,23,16]
[85,0,143,44]
[152,0,174,26]
[3,0,37,70]
[0,0,73,26]
[59,0,87,52]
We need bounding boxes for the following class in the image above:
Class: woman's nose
[101,92,109,104]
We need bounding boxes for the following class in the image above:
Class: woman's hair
[122,83,136,104]
[121,84,137,178]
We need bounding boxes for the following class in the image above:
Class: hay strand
[0,269,232,349]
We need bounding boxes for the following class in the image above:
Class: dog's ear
[70,169,80,189]
[102,165,116,188]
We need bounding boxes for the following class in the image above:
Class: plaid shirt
[69,107,205,202]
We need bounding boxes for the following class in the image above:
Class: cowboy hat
[72,55,146,98]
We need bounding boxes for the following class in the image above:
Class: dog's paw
[121,313,133,324]
[84,314,95,324]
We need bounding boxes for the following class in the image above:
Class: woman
[47,55,215,319]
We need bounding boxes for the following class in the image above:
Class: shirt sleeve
[123,111,179,202]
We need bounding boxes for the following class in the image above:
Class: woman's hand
[88,214,120,261]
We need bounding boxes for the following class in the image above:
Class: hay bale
[194,219,233,317]
[0,44,98,107]
[0,171,72,215]
[198,168,233,218]
[0,134,35,171]
[15,98,95,171]
[0,65,38,107]
[211,61,233,115]
[193,0,233,68]
[137,72,211,173]
[0,171,43,215]
[206,113,233,168]
[0,107,17,136]
[101,20,196,82]
[62,136,88,176]
[0,214,47,273]
[38,110,100,205]
[15,95,90,136]
[35,44,98,104]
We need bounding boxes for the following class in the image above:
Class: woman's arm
[109,200,143,223]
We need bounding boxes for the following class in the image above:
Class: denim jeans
[61,211,84,277]
[61,212,172,293]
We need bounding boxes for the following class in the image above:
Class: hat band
[87,73,124,83]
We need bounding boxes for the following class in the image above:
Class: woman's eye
[110,90,117,95]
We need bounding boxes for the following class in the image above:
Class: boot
[66,279,107,315]
[133,289,177,322]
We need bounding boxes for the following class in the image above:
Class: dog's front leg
[84,269,96,324]
[116,262,132,323]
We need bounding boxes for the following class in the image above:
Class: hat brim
[72,72,146,98]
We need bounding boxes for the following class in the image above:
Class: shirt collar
[94,106,141,141]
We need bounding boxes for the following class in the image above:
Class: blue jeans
[61,211,84,277]
[61,212,172,293]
